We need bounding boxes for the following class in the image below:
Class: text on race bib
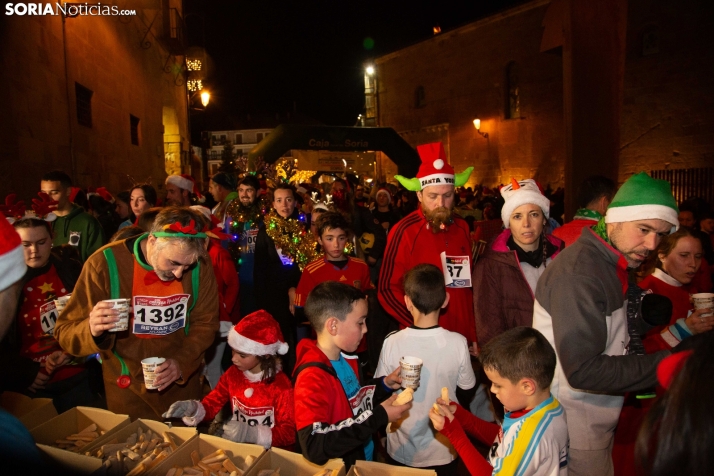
[231,397,275,428]
[349,385,376,418]
[39,301,58,335]
[440,252,472,288]
[133,294,189,336]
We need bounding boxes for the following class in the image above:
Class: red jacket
[208,240,239,323]
[293,339,392,467]
[552,218,597,247]
[201,365,294,449]
[378,209,477,343]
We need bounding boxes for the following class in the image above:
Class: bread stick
[392,387,414,405]
[433,402,442,415]
[441,387,449,403]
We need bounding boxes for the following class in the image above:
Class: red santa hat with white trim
[166,174,204,202]
[227,310,289,356]
[394,142,473,191]
[0,217,26,292]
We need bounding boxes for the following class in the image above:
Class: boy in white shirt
[375,263,476,474]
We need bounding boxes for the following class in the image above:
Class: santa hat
[0,217,26,292]
[605,172,679,232]
[189,205,231,240]
[166,174,204,202]
[228,310,288,356]
[500,178,551,227]
[657,350,692,389]
[87,187,114,203]
[395,142,473,191]
[376,187,391,200]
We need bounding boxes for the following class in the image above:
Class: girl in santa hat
[163,310,295,450]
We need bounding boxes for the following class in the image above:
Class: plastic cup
[141,357,166,390]
[102,298,130,332]
[692,293,714,317]
[399,356,423,390]
[54,294,72,315]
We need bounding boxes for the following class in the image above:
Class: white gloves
[222,419,272,449]
[161,400,206,427]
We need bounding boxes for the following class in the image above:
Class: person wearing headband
[55,207,219,420]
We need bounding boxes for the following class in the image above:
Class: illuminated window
[75,83,93,128]
[130,115,140,145]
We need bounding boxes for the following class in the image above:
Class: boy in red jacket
[294,282,411,467]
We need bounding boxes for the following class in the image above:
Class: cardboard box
[30,406,130,450]
[245,447,345,476]
[0,391,57,430]
[81,419,197,473]
[38,443,105,475]
[346,460,436,475]
[149,433,265,475]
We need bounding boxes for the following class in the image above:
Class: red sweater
[552,218,597,247]
[378,209,477,343]
[201,365,295,449]
[439,403,500,475]
[208,240,239,323]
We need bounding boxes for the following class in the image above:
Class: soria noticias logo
[5,3,137,16]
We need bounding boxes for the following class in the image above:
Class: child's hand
[430,402,455,431]
[436,397,457,415]
[381,393,412,422]
[429,405,446,431]
[383,367,403,389]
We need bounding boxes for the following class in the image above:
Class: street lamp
[200,90,210,107]
[365,65,375,76]
[473,118,489,138]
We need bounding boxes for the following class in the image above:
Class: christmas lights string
[263,209,320,271]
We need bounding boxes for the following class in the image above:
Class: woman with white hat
[473,178,564,348]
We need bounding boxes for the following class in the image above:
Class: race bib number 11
[133,294,189,336]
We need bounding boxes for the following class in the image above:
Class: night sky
[184,0,525,127]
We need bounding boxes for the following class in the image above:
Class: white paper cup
[141,357,166,390]
[54,294,72,315]
[102,298,130,332]
[692,293,714,317]
[400,356,423,389]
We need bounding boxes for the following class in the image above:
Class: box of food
[149,433,266,476]
[81,419,197,475]
[245,447,345,476]
[347,460,436,476]
[37,443,105,475]
[30,406,130,453]
[0,391,57,430]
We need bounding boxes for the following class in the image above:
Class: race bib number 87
[133,294,189,336]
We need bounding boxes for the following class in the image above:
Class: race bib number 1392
[133,294,189,336]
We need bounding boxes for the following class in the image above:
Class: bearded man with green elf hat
[378,142,477,344]
[532,172,683,476]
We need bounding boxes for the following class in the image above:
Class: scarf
[507,234,559,268]
[592,217,610,243]
[573,208,602,221]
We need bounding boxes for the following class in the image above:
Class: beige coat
[54,238,219,420]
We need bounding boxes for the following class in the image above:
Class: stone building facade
[0,0,190,199]
[374,0,713,190]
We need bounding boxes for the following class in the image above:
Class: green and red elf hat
[395,142,473,191]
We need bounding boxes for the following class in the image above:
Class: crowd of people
[1,142,713,475]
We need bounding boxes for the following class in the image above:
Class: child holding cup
[375,264,476,474]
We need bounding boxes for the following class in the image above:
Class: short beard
[609,224,649,269]
[423,205,454,233]
[239,197,255,207]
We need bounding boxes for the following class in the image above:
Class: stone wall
[0,2,188,200]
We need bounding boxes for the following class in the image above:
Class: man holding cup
[55,207,219,420]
